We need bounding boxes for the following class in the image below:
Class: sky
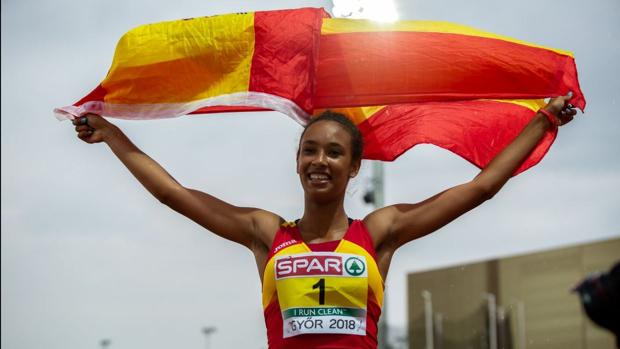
[2,0,619,348]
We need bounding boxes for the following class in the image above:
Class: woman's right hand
[72,113,117,144]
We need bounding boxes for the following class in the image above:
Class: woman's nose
[312,150,327,165]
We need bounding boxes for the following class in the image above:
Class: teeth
[309,174,329,180]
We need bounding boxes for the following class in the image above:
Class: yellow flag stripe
[321,18,572,57]
[103,13,255,104]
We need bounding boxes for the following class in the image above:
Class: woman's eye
[328,150,341,157]
[302,148,315,155]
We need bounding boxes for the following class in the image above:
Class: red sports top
[262,220,384,349]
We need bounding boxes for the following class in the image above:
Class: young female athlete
[72,95,576,349]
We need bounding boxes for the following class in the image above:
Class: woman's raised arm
[364,95,577,250]
[72,114,282,250]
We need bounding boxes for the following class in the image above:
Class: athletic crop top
[262,219,384,349]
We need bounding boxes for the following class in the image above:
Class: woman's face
[297,120,360,203]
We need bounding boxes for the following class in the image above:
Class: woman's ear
[349,160,361,178]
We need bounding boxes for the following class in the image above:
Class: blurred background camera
[574,261,620,348]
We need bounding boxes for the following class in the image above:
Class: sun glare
[331,0,399,22]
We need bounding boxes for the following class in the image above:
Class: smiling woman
[71,91,577,348]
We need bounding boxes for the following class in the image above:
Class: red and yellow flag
[55,7,585,174]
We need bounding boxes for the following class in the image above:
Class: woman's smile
[308,172,332,185]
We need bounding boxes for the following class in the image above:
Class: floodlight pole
[202,326,217,349]
[370,161,385,210]
[422,290,434,349]
[485,293,498,349]
[516,301,526,349]
[99,339,111,349]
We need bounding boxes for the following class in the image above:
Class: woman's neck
[299,196,349,242]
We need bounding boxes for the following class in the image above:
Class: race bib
[274,252,368,337]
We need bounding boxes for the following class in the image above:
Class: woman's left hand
[543,94,578,127]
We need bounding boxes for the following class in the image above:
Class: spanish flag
[55,7,585,174]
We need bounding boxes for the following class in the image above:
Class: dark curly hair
[299,110,364,164]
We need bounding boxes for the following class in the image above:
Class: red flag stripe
[249,8,328,113]
[358,100,555,175]
[315,31,585,110]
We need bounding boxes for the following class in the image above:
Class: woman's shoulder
[362,206,399,250]
[252,209,287,248]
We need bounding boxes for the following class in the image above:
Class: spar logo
[344,256,365,276]
[275,253,367,279]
